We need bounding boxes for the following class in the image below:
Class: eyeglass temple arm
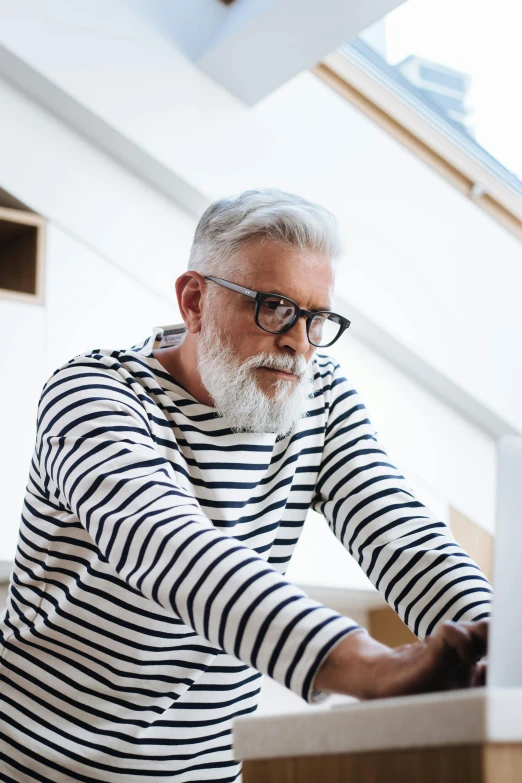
[204,276,257,299]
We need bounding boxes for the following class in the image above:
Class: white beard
[197,321,315,437]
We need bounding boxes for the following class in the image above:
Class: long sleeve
[311,359,492,639]
[36,358,359,702]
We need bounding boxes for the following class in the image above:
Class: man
[0,189,490,782]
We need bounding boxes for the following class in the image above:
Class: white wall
[0,73,193,557]
[335,333,496,533]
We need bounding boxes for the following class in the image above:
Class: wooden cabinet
[242,744,522,783]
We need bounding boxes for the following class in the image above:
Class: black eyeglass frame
[204,275,351,348]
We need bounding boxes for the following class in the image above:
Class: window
[314,0,522,241]
[355,0,522,187]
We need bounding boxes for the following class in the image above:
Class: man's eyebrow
[262,288,332,311]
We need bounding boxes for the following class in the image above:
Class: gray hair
[187,188,343,278]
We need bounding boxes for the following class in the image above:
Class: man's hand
[314,619,488,700]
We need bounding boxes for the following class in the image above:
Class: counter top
[233,688,522,760]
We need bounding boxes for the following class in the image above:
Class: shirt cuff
[297,619,362,704]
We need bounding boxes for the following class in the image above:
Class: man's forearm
[314,629,389,699]
[313,619,489,700]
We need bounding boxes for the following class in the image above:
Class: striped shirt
[0,323,492,782]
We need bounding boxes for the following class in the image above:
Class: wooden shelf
[0,205,45,303]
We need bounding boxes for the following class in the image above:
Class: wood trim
[0,206,44,227]
[34,216,46,301]
[313,55,522,244]
[0,288,44,304]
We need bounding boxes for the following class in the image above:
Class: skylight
[355,0,522,190]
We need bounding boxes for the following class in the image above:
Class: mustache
[242,352,309,379]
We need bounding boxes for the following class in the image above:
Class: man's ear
[175,272,206,334]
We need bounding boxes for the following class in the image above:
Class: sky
[375,0,522,180]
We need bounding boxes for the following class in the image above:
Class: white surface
[0,561,12,583]
[0,74,193,557]
[197,0,405,104]
[233,688,522,759]
[0,43,208,218]
[257,674,358,717]
[489,436,522,687]
[128,0,229,61]
[333,335,497,535]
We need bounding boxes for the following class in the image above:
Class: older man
[0,189,490,782]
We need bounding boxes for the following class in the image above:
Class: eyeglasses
[204,276,351,348]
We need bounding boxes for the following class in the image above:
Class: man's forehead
[238,240,335,306]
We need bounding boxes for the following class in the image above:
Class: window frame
[313,45,522,244]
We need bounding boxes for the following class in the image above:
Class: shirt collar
[135,322,187,356]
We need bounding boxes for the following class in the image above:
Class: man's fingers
[471,661,487,688]
[438,621,486,667]
[463,619,489,661]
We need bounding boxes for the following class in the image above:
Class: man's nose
[276,315,310,355]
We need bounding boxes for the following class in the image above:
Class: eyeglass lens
[258,296,342,346]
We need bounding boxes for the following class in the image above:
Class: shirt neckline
[135,322,213,406]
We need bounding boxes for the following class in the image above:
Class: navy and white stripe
[0,324,491,781]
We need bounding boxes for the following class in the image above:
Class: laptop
[487,434,522,687]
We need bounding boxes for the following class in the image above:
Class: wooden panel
[243,744,522,782]
[450,508,493,582]
[485,744,522,782]
[368,605,417,647]
[242,745,486,783]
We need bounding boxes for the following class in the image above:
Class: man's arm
[310,358,491,697]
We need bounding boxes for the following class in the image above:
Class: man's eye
[264,299,281,311]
